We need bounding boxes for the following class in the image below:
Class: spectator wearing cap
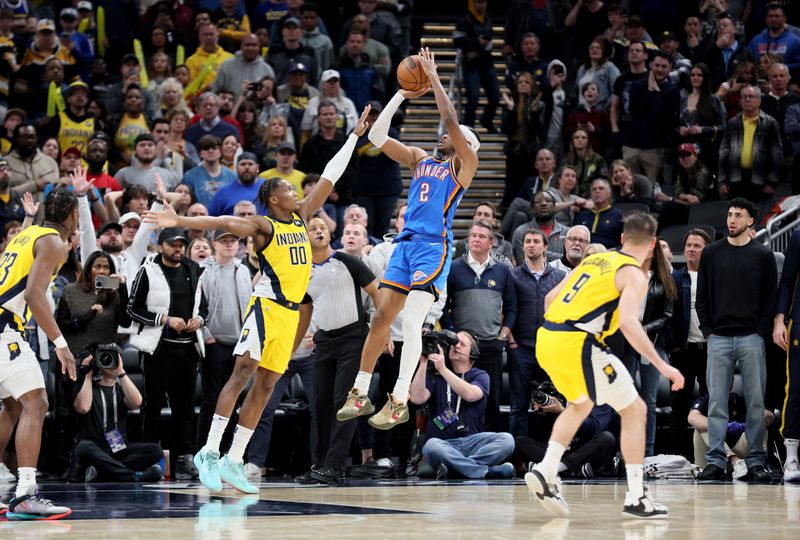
[186,23,234,94]
[0,158,23,232]
[6,122,58,204]
[213,0,251,51]
[0,108,24,154]
[268,15,318,86]
[41,80,95,155]
[128,227,209,480]
[299,2,334,74]
[214,33,275,101]
[184,92,240,150]
[276,61,320,143]
[657,143,718,229]
[336,29,383,111]
[300,69,358,146]
[104,54,159,121]
[657,30,692,86]
[57,6,93,78]
[114,133,180,191]
[16,19,78,102]
[208,152,263,216]
[181,134,238,208]
[350,101,402,238]
[197,227,253,460]
[258,140,306,195]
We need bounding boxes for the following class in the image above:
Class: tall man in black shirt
[128,227,209,480]
[696,198,777,483]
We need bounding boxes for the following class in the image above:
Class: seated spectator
[158,77,191,119]
[268,16,318,85]
[343,14,391,81]
[0,108,26,155]
[255,116,292,170]
[0,159,23,231]
[547,165,587,227]
[550,225,590,274]
[564,82,610,157]
[677,63,725,175]
[105,53,159,120]
[500,72,543,209]
[689,392,775,480]
[573,178,624,248]
[147,52,172,96]
[40,80,95,156]
[301,70,358,145]
[16,19,77,106]
[301,173,337,234]
[514,401,617,479]
[410,331,515,480]
[609,159,653,208]
[258,140,305,195]
[504,32,546,88]
[213,33,275,101]
[500,148,557,237]
[338,0,401,62]
[73,352,163,483]
[107,85,151,167]
[234,100,262,151]
[188,237,212,263]
[208,152,264,217]
[165,109,199,167]
[510,190,568,264]
[336,29,382,110]
[115,133,180,191]
[30,58,68,122]
[41,137,61,161]
[7,122,58,205]
[452,201,513,265]
[277,62,320,143]
[184,92,240,149]
[182,135,238,207]
[657,144,717,229]
[332,204,382,248]
[186,24,234,94]
[565,128,607,196]
[574,37,619,113]
[339,222,370,259]
[220,133,240,169]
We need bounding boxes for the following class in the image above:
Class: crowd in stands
[0,0,798,486]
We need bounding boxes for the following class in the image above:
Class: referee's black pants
[314,322,368,470]
[141,341,199,455]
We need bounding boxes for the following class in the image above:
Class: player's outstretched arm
[299,105,372,221]
[27,235,76,380]
[142,203,268,238]
[368,90,428,170]
[416,47,478,186]
[616,266,684,391]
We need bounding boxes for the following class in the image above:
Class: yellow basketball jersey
[545,250,640,343]
[252,212,311,306]
[57,111,95,154]
[0,225,62,332]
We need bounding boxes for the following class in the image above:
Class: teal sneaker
[219,456,259,494]
[194,448,222,492]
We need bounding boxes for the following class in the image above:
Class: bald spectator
[573,179,625,248]
[214,34,276,100]
[186,24,234,93]
[510,190,568,264]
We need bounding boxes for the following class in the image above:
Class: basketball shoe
[194,448,223,492]
[6,493,72,521]
[785,459,800,483]
[336,389,374,421]
[621,492,669,519]
[219,456,259,494]
[368,394,409,430]
[525,468,569,517]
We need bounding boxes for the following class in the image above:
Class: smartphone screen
[95,276,120,290]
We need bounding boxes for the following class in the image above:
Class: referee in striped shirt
[298,217,381,484]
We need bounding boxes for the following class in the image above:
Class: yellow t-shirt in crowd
[258,167,306,199]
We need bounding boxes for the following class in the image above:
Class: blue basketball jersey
[397,155,465,242]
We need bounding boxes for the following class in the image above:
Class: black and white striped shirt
[307,252,375,332]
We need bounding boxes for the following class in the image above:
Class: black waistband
[542,321,582,333]
[263,297,301,311]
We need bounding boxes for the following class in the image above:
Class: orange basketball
[397,55,430,91]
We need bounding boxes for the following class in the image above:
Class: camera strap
[445,372,467,415]
[100,386,118,432]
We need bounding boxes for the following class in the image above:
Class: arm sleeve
[368,91,404,148]
[78,195,99,267]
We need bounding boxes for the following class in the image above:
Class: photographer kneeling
[73,347,164,482]
[409,331,515,479]
[513,383,617,478]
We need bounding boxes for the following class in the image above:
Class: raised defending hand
[69,165,95,197]
[21,192,39,217]
[154,173,168,203]
[417,47,437,80]
[142,202,179,228]
[353,104,372,137]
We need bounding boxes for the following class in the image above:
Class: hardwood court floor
[2,479,800,539]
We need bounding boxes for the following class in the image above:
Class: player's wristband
[54,336,68,349]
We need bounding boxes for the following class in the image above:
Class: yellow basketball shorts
[233,296,300,374]
[536,325,638,410]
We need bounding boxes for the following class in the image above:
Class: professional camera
[531,380,560,407]
[421,330,459,356]
[79,342,122,370]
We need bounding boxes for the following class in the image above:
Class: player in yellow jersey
[525,213,684,520]
[1,189,77,521]
[144,105,372,493]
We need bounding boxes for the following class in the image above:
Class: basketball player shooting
[337,47,480,430]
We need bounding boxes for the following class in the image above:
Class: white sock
[354,371,373,395]
[15,467,36,498]
[557,462,568,474]
[204,414,230,453]
[786,438,799,462]
[227,424,255,463]
[626,464,644,499]
[537,441,566,483]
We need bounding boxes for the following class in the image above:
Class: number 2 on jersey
[0,252,17,286]
[419,181,430,202]
[562,272,590,303]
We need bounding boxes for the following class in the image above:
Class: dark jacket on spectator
[299,130,358,204]
[268,43,319,86]
[718,111,783,188]
[510,262,565,348]
[501,94,543,157]
[671,266,693,348]
[453,10,494,71]
[622,76,680,149]
[642,274,674,350]
[760,92,800,159]
[573,206,624,248]
[698,40,753,92]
